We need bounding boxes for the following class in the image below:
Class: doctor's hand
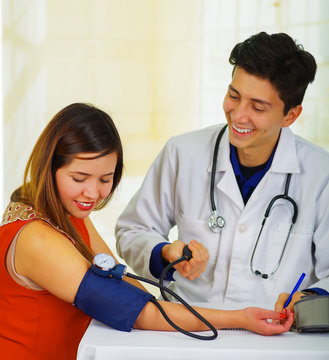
[161,240,209,280]
[275,291,306,312]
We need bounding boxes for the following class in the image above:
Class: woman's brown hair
[11,103,123,262]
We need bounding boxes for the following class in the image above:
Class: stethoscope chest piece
[208,211,225,233]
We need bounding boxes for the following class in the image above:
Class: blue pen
[284,272,306,308]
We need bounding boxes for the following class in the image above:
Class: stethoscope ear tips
[254,270,269,279]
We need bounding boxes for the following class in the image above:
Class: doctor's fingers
[274,292,290,312]
[186,266,207,280]
[274,291,303,311]
[274,292,304,312]
[170,240,208,279]
[284,292,304,311]
[167,240,186,263]
[172,261,192,278]
[188,240,209,262]
[183,257,208,280]
[184,241,209,279]
[172,258,206,280]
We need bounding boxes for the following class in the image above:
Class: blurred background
[1,0,329,267]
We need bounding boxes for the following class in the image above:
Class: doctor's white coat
[116,125,329,306]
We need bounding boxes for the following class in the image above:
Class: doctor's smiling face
[223,67,302,167]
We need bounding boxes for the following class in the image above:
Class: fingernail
[280,312,287,319]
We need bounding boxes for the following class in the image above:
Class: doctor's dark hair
[229,32,317,114]
[11,103,123,261]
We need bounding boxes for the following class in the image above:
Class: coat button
[238,224,247,233]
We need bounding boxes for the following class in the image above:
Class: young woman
[0,103,293,360]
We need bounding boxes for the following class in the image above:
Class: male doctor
[116,32,329,310]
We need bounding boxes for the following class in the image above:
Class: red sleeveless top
[0,203,91,360]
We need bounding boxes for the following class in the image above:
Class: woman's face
[55,152,117,218]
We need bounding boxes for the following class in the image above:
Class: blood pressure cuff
[74,268,154,332]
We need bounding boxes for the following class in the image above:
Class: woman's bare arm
[135,301,294,336]
[84,216,148,291]
[14,220,294,336]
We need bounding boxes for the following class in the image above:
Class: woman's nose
[82,183,98,200]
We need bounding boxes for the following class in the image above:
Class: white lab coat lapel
[212,127,245,210]
[244,127,301,209]
[270,127,300,174]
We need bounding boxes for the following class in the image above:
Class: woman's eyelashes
[72,177,111,184]
[72,177,84,183]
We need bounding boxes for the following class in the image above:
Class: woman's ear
[282,105,302,128]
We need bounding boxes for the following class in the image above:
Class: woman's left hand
[240,307,294,335]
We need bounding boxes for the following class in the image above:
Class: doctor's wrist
[161,244,171,264]
[300,290,316,296]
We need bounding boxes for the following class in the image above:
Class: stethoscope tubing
[210,125,228,214]
[249,173,298,278]
[209,125,298,278]
[208,125,228,232]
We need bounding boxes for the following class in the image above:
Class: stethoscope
[208,125,298,279]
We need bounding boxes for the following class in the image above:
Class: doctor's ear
[282,105,302,128]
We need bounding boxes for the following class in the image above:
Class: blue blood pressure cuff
[74,268,154,332]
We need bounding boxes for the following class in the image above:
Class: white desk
[77,303,329,360]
